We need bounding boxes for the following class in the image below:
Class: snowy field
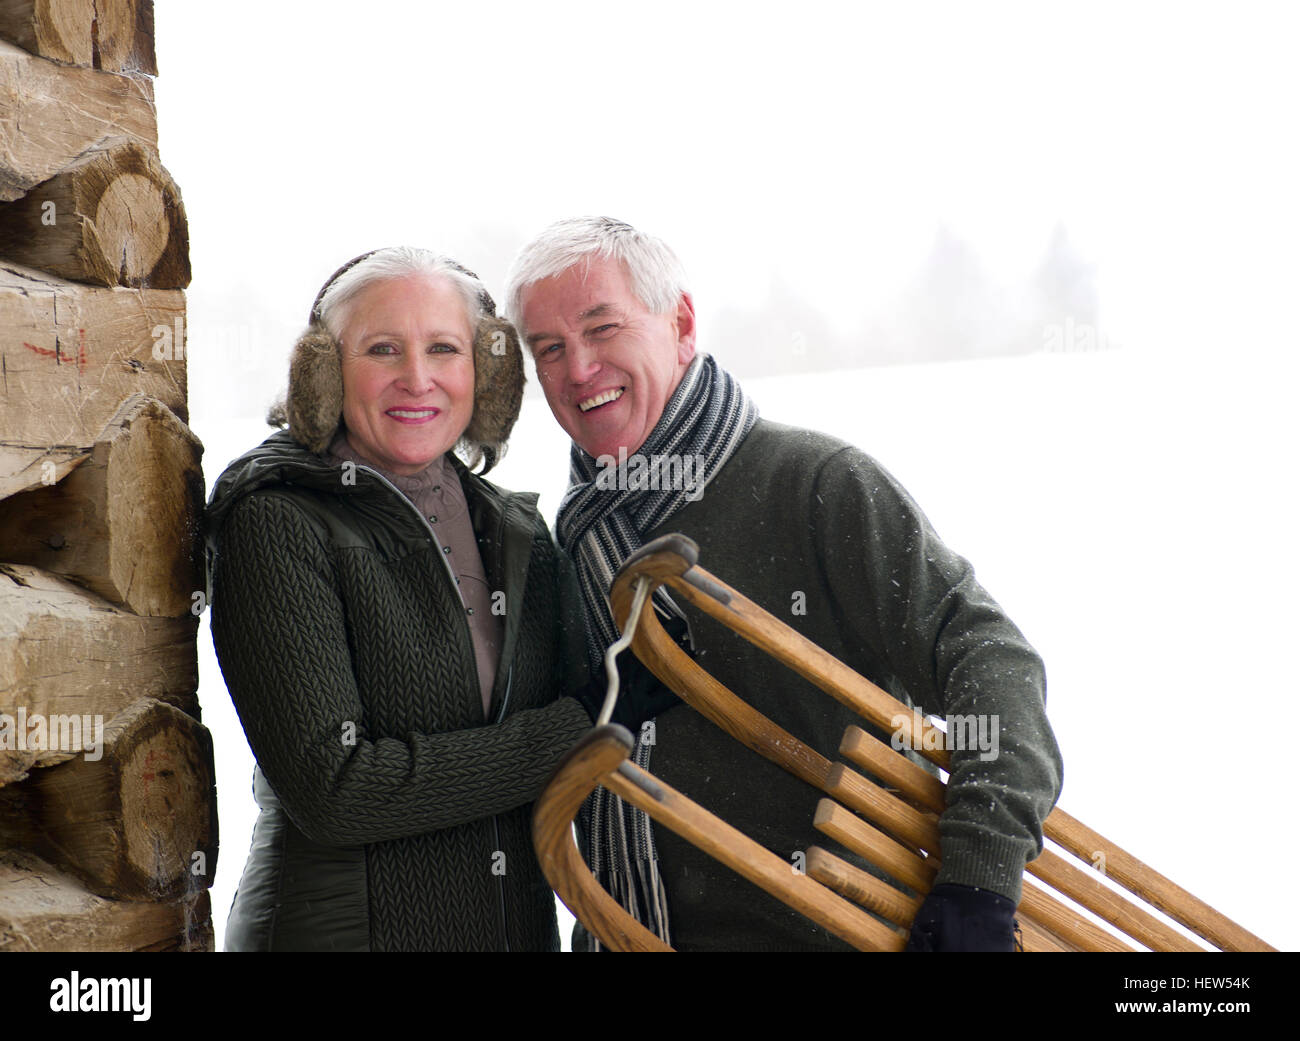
[195,346,1297,952]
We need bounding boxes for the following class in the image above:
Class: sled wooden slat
[535,533,1277,953]
[1043,807,1267,954]
[532,727,670,952]
[841,723,1207,951]
[604,758,906,952]
[813,798,937,894]
[1028,848,1204,953]
[647,543,1277,951]
[805,846,922,924]
[532,725,906,952]
[1018,912,1079,953]
[1017,882,1136,953]
[840,724,947,811]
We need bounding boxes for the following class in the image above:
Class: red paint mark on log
[139,747,173,797]
[141,748,159,794]
[22,342,58,359]
[78,329,88,374]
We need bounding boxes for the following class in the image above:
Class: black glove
[904,883,1019,952]
[575,614,692,733]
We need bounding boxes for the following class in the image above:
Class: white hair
[316,246,488,341]
[503,217,688,335]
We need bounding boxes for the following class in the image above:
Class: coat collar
[207,429,532,544]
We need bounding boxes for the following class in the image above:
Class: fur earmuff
[278,315,526,469]
[284,329,344,454]
[467,316,525,448]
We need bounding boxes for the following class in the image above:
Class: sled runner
[533,534,1276,952]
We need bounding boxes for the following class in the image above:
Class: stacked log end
[0,0,215,952]
[0,0,155,76]
[0,137,190,287]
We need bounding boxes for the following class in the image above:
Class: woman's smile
[385,406,442,422]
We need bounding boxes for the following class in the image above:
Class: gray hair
[503,217,688,336]
[316,246,488,341]
[307,246,505,473]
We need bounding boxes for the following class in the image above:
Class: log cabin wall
[0,0,216,951]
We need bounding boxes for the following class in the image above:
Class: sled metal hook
[597,575,651,727]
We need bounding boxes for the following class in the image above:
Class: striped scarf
[556,353,757,947]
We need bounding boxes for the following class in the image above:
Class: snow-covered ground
[196,346,1297,952]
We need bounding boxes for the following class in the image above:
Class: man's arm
[811,445,1063,905]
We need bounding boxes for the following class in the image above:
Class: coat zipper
[491,814,510,952]
[353,463,468,608]
[491,666,514,950]
[356,462,515,952]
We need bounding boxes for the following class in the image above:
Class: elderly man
[504,217,1063,952]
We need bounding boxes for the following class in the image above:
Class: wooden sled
[533,534,1276,952]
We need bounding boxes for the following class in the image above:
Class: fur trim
[275,318,525,471]
[465,316,525,462]
[285,329,344,454]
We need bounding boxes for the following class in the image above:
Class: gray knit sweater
[640,418,1063,951]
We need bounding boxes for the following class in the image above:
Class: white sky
[157,0,1300,366]
[152,1,1299,951]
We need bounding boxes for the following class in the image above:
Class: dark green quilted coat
[206,430,591,951]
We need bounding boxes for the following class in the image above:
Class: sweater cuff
[932,832,1031,905]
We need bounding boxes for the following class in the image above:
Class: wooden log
[0,849,211,951]
[0,0,95,66]
[0,563,198,783]
[0,38,155,202]
[0,395,204,617]
[0,1,155,75]
[0,445,89,499]
[0,137,189,288]
[0,697,217,901]
[0,261,187,460]
[91,0,155,77]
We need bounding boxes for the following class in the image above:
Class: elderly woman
[205,247,593,951]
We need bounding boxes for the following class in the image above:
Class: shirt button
[433,485,442,493]
[443,545,452,554]
[466,607,475,616]
[429,515,437,524]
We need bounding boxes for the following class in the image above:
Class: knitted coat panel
[211,475,589,951]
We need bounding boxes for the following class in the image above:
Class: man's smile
[578,387,626,412]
